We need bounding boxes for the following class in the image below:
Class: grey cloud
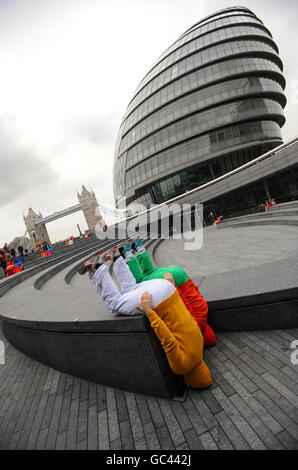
[60,113,119,146]
[0,114,58,207]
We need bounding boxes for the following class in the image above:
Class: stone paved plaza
[156,225,298,277]
[1,218,298,450]
[1,326,297,450]
[155,225,298,301]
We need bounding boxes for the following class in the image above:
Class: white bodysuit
[92,256,175,316]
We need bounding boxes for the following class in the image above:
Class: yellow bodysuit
[147,289,212,389]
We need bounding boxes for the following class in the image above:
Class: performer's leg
[184,361,212,389]
[92,265,123,312]
[147,309,212,388]
[147,310,190,375]
[178,279,216,348]
[126,257,145,283]
[136,252,155,276]
[134,252,188,287]
[142,264,189,287]
[165,266,189,287]
[113,256,137,293]
[122,244,134,260]
[202,324,217,348]
[178,278,208,330]
[176,285,193,313]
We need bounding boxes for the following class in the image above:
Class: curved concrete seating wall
[65,255,92,285]
[0,315,182,399]
[34,239,119,290]
[269,200,298,211]
[23,236,99,270]
[219,208,298,225]
[207,287,298,332]
[217,202,298,230]
[217,217,298,230]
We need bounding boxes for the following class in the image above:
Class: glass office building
[113,6,286,210]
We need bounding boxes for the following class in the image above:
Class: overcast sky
[0,0,297,245]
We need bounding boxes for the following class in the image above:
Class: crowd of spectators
[0,244,27,278]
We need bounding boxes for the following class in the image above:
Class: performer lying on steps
[79,248,212,390]
[123,242,216,348]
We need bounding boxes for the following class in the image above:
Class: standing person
[18,245,24,257]
[0,251,7,277]
[79,249,212,390]
[10,246,16,258]
[3,243,9,254]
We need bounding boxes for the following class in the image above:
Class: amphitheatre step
[269,200,298,211]
[217,216,298,229]
[215,202,298,228]
[23,236,99,269]
[218,208,298,227]
[34,239,119,290]
[64,235,152,285]
[0,237,108,297]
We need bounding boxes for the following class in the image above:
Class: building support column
[208,164,216,180]
[264,180,272,200]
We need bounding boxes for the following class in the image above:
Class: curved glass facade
[113,7,286,208]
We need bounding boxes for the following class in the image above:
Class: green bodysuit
[126,252,188,287]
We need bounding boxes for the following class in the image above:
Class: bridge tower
[23,208,51,248]
[77,185,104,232]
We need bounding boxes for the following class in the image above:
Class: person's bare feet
[106,246,121,260]
[164,272,175,285]
[79,255,99,275]
[79,252,109,275]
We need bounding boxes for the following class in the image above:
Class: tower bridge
[33,204,82,226]
[23,185,104,248]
